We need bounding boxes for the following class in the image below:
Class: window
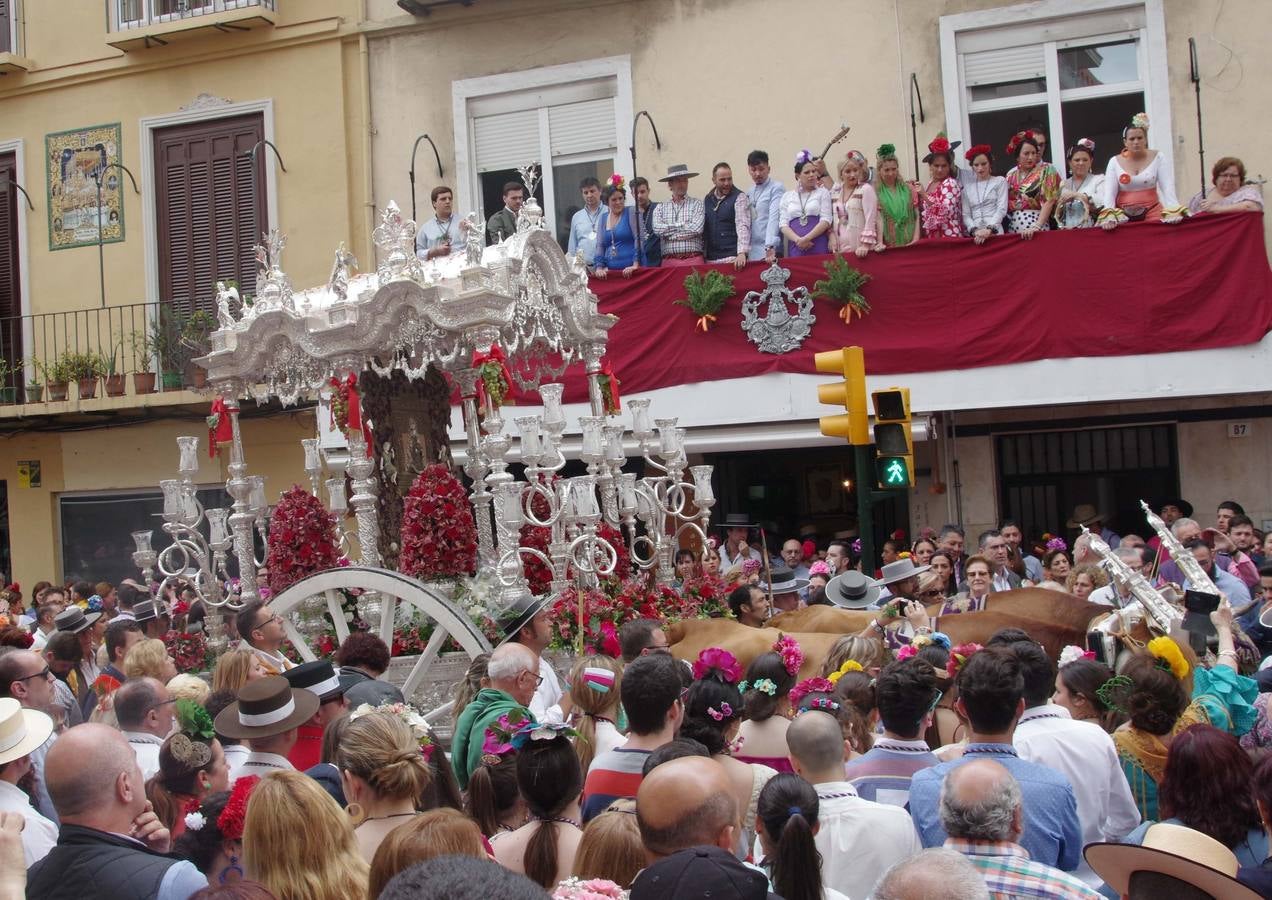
[0,0,15,54]
[455,58,632,251]
[59,487,232,586]
[942,2,1166,177]
[0,152,20,395]
[153,113,266,318]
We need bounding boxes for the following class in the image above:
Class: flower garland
[788,677,835,709]
[264,485,341,596]
[773,634,803,676]
[692,647,742,684]
[399,464,478,580]
[1147,636,1190,680]
[349,701,436,763]
[217,775,260,842]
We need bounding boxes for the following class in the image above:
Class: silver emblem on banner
[740,262,816,354]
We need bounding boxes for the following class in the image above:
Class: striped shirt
[843,737,940,807]
[581,747,650,822]
[651,196,705,257]
[944,839,1101,899]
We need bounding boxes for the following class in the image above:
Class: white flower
[184,811,206,832]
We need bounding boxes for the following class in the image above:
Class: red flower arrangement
[399,464,478,580]
[928,135,952,155]
[264,486,341,596]
[165,630,211,674]
[217,775,259,841]
[788,677,835,708]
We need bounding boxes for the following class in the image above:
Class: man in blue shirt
[1183,538,1252,609]
[745,150,783,263]
[567,176,603,263]
[909,646,1082,872]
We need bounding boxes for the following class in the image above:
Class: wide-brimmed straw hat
[214,675,320,740]
[0,698,53,765]
[872,558,931,586]
[1084,822,1261,900]
[658,163,699,182]
[1066,503,1108,528]
[824,571,880,609]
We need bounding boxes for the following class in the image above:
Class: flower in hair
[167,732,212,770]
[795,149,813,165]
[217,775,259,842]
[774,634,803,677]
[807,696,840,712]
[896,644,918,661]
[851,538,863,554]
[1096,674,1134,714]
[1059,645,1096,668]
[511,720,580,751]
[706,702,733,722]
[352,700,438,763]
[607,173,625,191]
[964,143,992,162]
[482,710,530,758]
[827,659,863,684]
[552,876,629,899]
[741,558,762,575]
[1005,131,1034,157]
[809,561,831,577]
[175,698,215,742]
[1045,536,1068,552]
[737,680,749,693]
[876,143,897,161]
[930,632,951,650]
[692,647,742,684]
[946,642,983,679]
[183,811,206,832]
[928,135,952,155]
[788,677,834,708]
[750,678,778,696]
[1076,137,1095,152]
[1147,636,1189,680]
[1130,112,1149,130]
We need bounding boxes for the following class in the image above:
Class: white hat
[0,698,54,766]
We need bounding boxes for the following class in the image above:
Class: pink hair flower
[788,677,835,708]
[773,634,804,677]
[808,561,831,577]
[692,647,742,684]
[706,702,733,722]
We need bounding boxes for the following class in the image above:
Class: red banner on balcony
[572,212,1272,401]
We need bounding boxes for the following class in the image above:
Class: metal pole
[96,175,106,309]
[854,444,876,573]
[630,111,662,267]
[408,134,444,223]
[909,74,925,183]
[1189,38,1206,199]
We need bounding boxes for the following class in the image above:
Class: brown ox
[664,619,840,681]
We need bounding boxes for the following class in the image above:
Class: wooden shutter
[154,113,266,318]
[0,152,20,387]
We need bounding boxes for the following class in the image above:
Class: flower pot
[132,372,156,395]
[104,374,126,397]
[161,371,183,391]
[24,384,42,403]
[46,381,68,402]
[77,377,98,400]
[186,368,208,390]
[0,388,16,405]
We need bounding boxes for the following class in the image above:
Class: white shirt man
[1014,703,1140,885]
[415,186,469,260]
[114,678,175,782]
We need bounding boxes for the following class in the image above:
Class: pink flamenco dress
[921,177,964,238]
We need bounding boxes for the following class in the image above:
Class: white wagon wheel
[269,566,493,722]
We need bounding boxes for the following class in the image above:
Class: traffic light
[816,346,870,446]
[872,387,914,488]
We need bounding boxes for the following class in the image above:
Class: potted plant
[63,351,106,400]
[0,359,18,405]
[25,360,43,403]
[103,342,126,397]
[180,310,213,389]
[150,310,187,391]
[129,329,156,395]
[45,355,71,402]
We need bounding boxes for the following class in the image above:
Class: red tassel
[208,397,233,458]
[600,360,622,414]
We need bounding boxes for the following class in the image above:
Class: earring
[218,854,244,884]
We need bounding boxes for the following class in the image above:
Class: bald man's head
[636,756,737,859]
[786,710,847,781]
[939,759,1022,843]
[45,724,146,823]
[874,848,990,900]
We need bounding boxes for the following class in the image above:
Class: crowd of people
[415,113,1262,278]
[0,490,1268,898]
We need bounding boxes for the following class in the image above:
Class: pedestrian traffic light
[816,346,870,446]
[872,387,914,488]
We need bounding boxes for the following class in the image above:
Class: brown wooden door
[0,152,21,391]
[154,113,266,318]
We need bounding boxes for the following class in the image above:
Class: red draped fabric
[558,212,1272,403]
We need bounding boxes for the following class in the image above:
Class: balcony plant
[0,358,21,405]
[103,341,126,398]
[150,310,187,391]
[180,310,213,389]
[129,329,156,395]
[63,350,107,400]
[44,355,73,402]
[25,364,42,403]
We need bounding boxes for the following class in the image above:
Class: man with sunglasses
[843,657,942,806]
[113,677,176,781]
[0,650,63,822]
[235,599,294,676]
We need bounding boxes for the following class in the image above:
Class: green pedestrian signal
[876,455,912,488]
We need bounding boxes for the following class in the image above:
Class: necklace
[972,177,993,227]
[363,811,417,822]
[535,814,581,828]
[798,189,814,226]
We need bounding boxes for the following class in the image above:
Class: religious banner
[45,122,124,251]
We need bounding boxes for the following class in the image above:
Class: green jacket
[451,688,533,790]
[486,208,518,244]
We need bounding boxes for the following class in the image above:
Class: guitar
[817,124,851,163]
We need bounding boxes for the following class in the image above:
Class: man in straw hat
[501,591,569,726]
[758,564,810,614]
[29,723,208,899]
[1086,821,1262,899]
[215,674,320,783]
[651,164,706,265]
[939,759,1100,898]
[0,650,60,824]
[0,696,57,864]
[1067,503,1121,549]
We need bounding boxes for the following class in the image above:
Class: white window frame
[111,0,273,32]
[452,55,634,229]
[940,0,1172,167]
[138,97,279,308]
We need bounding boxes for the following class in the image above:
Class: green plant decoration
[813,256,873,323]
[675,270,735,332]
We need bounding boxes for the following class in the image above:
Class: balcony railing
[0,302,211,406]
[111,0,275,31]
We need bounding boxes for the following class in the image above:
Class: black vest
[27,824,186,900]
[703,186,741,260]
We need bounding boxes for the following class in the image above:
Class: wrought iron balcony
[107,0,277,50]
[0,301,211,410]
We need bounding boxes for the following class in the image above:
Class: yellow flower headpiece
[1147,636,1190,680]
[827,659,863,684]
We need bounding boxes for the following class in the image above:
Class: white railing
[112,0,275,31]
